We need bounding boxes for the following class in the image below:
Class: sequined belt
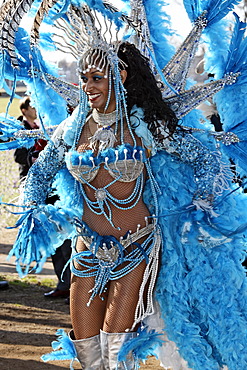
[77,222,155,262]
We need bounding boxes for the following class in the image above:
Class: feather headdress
[0,0,246,146]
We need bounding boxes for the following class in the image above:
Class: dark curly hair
[117,42,178,135]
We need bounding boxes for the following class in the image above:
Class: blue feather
[0,114,36,149]
[2,26,68,128]
[206,0,242,26]
[144,149,247,369]
[118,327,163,362]
[223,14,247,74]
[142,0,175,69]
[183,0,201,22]
[41,329,77,368]
[1,80,22,98]
[183,0,242,25]
[82,0,124,28]
[6,204,77,277]
[209,15,247,176]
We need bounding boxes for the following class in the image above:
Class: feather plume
[118,327,163,362]
[3,26,69,128]
[211,16,247,176]
[223,14,247,75]
[7,204,77,277]
[0,114,35,149]
[206,0,242,27]
[183,0,242,26]
[142,0,175,69]
[31,0,58,43]
[0,0,34,68]
[41,329,77,366]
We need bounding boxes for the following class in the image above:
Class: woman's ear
[120,69,127,84]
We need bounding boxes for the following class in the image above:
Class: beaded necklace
[92,109,118,127]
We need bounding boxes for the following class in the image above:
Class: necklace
[90,109,126,151]
[92,109,117,127]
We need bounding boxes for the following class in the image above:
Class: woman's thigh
[103,260,147,333]
[70,237,108,339]
[70,273,108,339]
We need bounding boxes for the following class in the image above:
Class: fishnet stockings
[70,235,149,339]
[70,119,151,339]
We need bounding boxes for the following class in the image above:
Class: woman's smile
[87,93,101,103]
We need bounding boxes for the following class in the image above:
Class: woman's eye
[81,76,88,83]
[93,76,103,81]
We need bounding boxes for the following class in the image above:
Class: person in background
[13,96,39,180]
[44,238,71,301]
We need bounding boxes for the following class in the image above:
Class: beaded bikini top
[65,144,146,184]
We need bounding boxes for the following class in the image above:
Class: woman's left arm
[155,126,228,212]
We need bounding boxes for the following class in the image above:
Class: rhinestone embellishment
[95,188,107,201]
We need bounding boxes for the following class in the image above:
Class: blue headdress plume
[2,26,68,129]
[84,0,125,28]
[183,0,242,26]
[140,0,175,69]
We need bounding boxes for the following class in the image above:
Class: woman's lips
[88,93,101,102]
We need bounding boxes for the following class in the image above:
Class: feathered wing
[0,0,71,132]
[160,0,243,107]
[141,1,247,368]
[142,136,247,369]
[0,0,35,68]
[207,14,247,176]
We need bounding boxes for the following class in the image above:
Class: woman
[68,42,178,368]
[4,2,247,370]
[24,42,178,368]
[15,38,246,370]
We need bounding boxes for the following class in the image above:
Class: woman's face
[80,68,116,113]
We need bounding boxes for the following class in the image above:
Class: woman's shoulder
[52,106,84,147]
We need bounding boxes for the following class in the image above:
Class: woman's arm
[23,133,68,206]
[154,126,228,211]
[8,122,77,277]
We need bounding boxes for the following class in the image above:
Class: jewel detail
[95,188,107,201]
[89,127,117,151]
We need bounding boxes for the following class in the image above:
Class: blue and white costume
[8,104,247,369]
[1,1,247,369]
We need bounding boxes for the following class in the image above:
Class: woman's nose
[84,79,93,92]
